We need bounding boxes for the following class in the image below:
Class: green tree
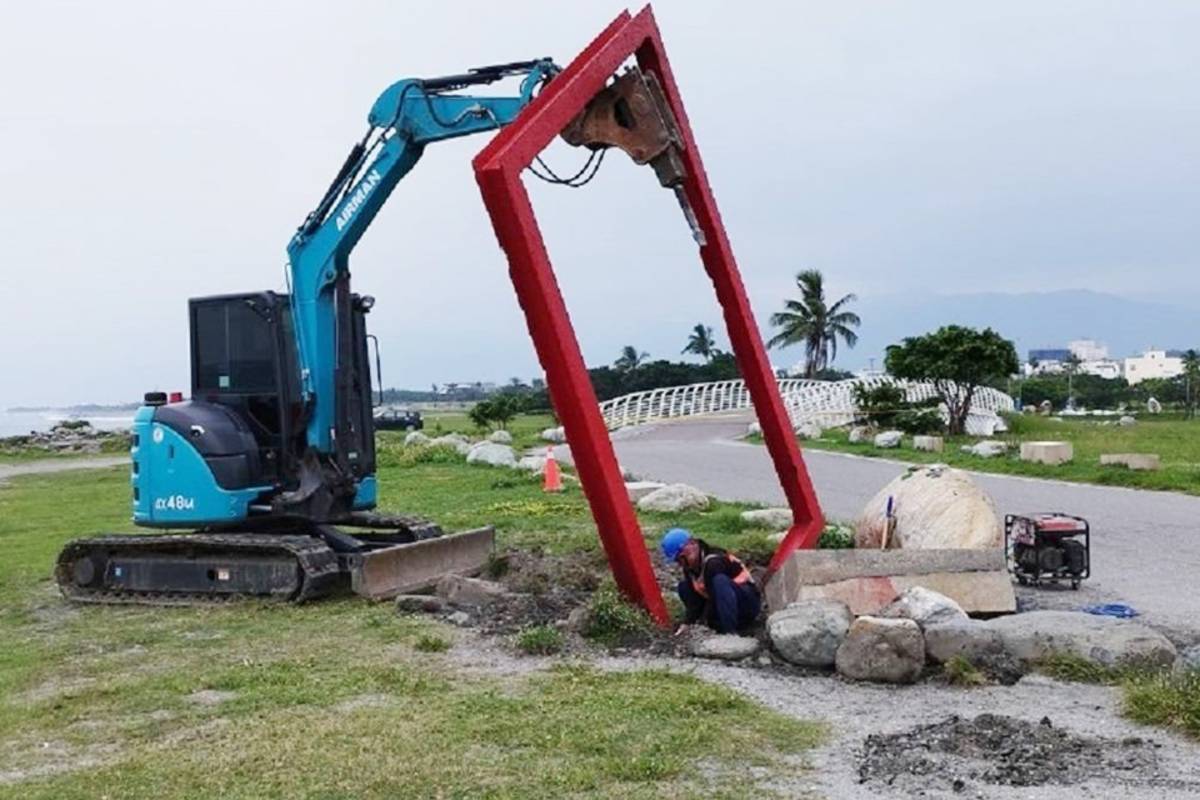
[613,345,649,374]
[885,326,1019,435]
[681,323,718,361]
[1182,349,1200,418]
[767,270,860,377]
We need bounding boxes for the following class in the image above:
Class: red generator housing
[1004,513,1090,589]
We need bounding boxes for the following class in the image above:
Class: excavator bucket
[347,526,495,599]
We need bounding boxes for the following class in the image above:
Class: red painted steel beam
[473,6,824,625]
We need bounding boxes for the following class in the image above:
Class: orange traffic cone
[543,447,563,493]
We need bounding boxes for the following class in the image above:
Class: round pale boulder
[835,616,925,684]
[854,464,1002,549]
[465,442,517,467]
[766,600,852,668]
[404,430,432,447]
[636,483,710,513]
[488,429,513,444]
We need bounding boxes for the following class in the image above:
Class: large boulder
[796,421,823,440]
[625,481,665,502]
[541,426,566,443]
[487,429,513,444]
[746,421,762,437]
[691,634,761,661]
[516,455,547,473]
[465,442,517,467]
[923,618,1006,664]
[740,508,793,531]
[874,430,902,448]
[961,440,1008,458]
[854,464,1002,550]
[766,600,852,668]
[636,483,710,513]
[1118,415,1137,427]
[435,574,510,609]
[404,430,432,447]
[430,435,471,455]
[1147,397,1163,414]
[848,426,872,444]
[987,611,1177,669]
[879,586,967,629]
[836,616,925,683]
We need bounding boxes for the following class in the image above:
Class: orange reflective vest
[690,552,753,599]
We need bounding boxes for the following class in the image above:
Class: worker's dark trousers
[678,575,761,633]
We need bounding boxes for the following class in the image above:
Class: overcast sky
[1,1,1197,407]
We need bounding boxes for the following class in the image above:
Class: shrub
[943,655,988,686]
[413,633,451,653]
[852,383,907,428]
[376,443,462,468]
[894,408,944,435]
[516,625,564,655]
[817,525,854,549]
[1123,669,1200,739]
[583,583,654,645]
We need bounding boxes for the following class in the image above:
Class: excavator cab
[132,290,376,528]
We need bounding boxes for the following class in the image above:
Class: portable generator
[1004,513,1090,589]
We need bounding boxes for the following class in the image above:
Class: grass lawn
[0,435,823,798]
[799,414,1200,495]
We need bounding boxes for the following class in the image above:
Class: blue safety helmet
[660,528,692,562]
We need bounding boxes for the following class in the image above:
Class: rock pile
[0,421,127,454]
[764,588,1179,684]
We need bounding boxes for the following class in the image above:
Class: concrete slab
[766,548,1015,616]
[911,435,944,452]
[1100,453,1161,471]
[1020,441,1073,465]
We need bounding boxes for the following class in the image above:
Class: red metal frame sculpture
[473,5,824,625]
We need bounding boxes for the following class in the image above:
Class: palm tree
[767,270,860,377]
[1182,349,1200,419]
[682,324,718,361]
[614,345,649,373]
[1064,353,1082,409]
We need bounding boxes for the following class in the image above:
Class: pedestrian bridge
[597,377,1014,436]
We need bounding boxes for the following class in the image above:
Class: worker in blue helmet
[661,528,761,634]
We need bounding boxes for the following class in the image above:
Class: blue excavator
[55,57,694,604]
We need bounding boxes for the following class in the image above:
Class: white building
[1069,339,1108,361]
[1123,349,1183,385]
[1079,359,1123,380]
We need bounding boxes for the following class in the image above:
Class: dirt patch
[858,713,1159,793]
[186,689,236,707]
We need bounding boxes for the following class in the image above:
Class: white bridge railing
[598,377,1015,436]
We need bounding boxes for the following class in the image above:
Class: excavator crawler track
[55,533,343,606]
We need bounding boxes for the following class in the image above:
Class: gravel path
[589,414,1200,637]
[444,629,1200,799]
[0,456,127,485]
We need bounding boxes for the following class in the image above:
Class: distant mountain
[842,289,1199,368]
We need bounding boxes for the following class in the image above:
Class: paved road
[600,413,1200,636]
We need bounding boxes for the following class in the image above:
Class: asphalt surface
[598,413,1200,637]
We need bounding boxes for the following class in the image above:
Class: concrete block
[766,548,1015,616]
[911,435,944,453]
[624,481,665,502]
[1019,440,1073,465]
[1100,453,1160,471]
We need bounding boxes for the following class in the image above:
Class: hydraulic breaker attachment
[562,66,706,245]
